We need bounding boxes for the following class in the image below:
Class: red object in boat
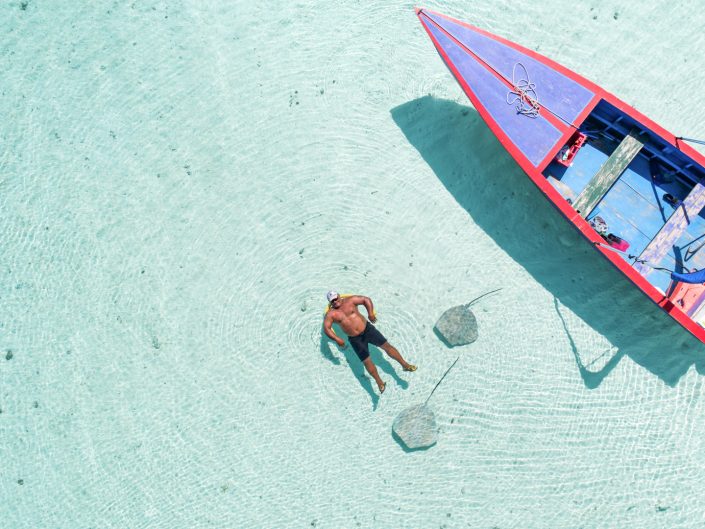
[556,132,587,167]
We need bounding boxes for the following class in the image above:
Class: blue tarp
[671,269,705,284]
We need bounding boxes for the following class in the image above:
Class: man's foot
[403,364,417,372]
[378,381,386,394]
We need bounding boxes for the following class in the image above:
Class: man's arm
[351,295,376,322]
[323,313,345,347]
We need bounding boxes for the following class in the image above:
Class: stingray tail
[464,288,502,309]
[425,356,461,405]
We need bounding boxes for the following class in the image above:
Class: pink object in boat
[607,235,629,252]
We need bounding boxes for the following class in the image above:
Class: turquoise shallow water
[3,1,705,527]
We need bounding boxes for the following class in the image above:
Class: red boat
[416,8,705,345]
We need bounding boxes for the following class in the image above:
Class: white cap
[326,290,340,302]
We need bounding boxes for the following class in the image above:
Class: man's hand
[369,313,377,324]
[336,338,346,348]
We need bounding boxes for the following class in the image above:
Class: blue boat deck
[544,139,705,294]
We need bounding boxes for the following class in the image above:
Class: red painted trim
[420,12,569,135]
[416,8,705,345]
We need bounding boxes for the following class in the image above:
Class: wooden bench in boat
[634,180,705,276]
[572,128,646,218]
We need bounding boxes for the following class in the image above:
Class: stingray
[434,288,502,347]
[392,356,460,450]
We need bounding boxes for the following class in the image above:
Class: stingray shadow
[433,327,455,349]
[391,96,705,387]
[392,429,436,453]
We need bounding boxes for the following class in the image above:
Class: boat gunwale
[416,7,705,344]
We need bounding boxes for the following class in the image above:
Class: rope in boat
[592,241,678,275]
[506,63,540,118]
[419,11,579,128]
[503,60,577,127]
[676,136,705,146]
[685,236,705,261]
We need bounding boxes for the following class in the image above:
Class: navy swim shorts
[348,322,387,362]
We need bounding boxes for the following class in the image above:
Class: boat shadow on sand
[392,96,705,388]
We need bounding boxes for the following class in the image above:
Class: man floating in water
[323,291,416,394]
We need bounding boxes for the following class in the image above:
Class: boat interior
[543,100,705,321]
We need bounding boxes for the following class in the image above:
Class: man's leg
[380,342,416,371]
[362,358,386,393]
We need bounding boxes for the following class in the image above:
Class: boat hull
[416,8,705,345]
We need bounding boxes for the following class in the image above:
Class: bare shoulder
[323,310,335,324]
[348,295,368,305]
[325,308,341,323]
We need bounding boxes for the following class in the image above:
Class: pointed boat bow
[416,8,598,170]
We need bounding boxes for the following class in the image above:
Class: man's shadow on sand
[391,95,705,388]
[320,329,409,409]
